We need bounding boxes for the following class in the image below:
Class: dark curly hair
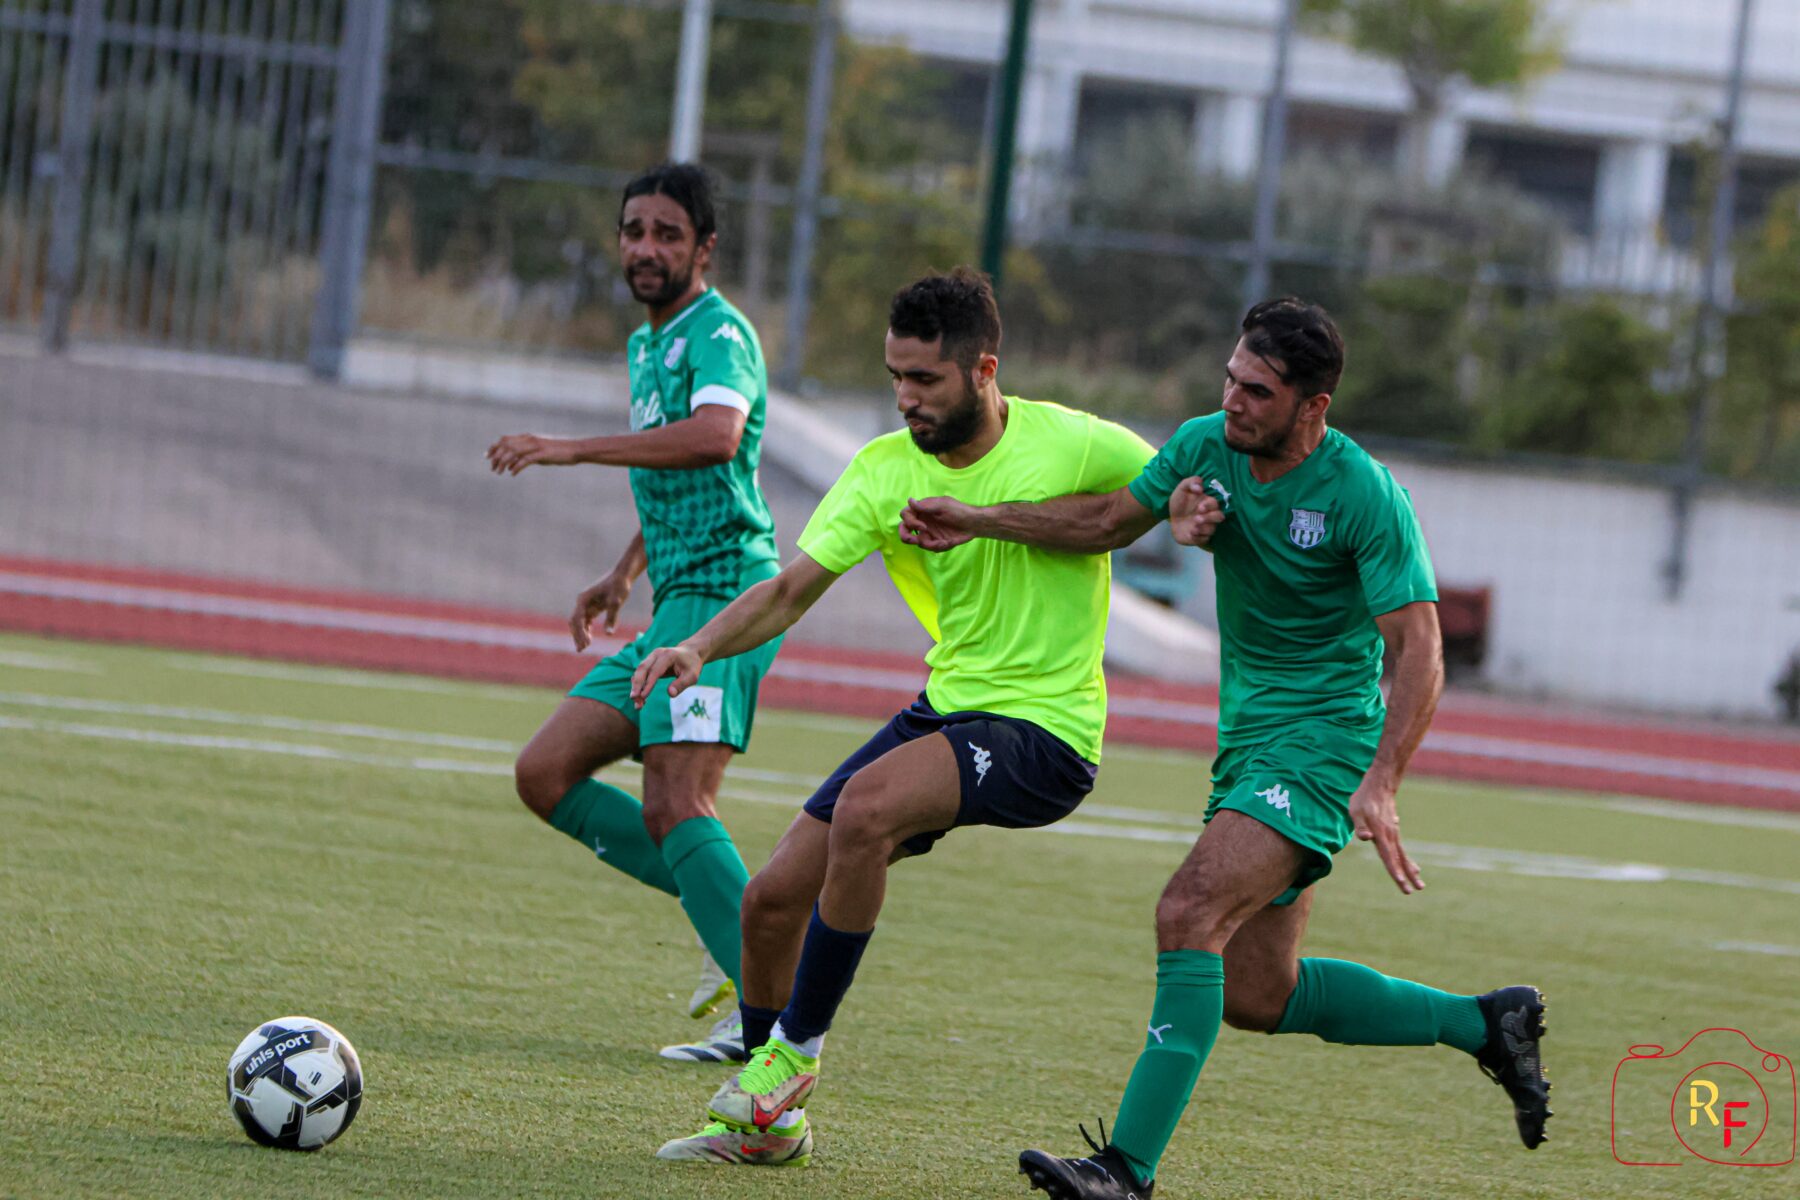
[888,267,1002,370]
[619,161,717,243]
[1242,297,1345,398]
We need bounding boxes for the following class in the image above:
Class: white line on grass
[0,649,104,674]
[167,657,556,699]
[0,692,825,788]
[1711,941,1800,957]
[12,570,1791,792]
[6,714,1799,897]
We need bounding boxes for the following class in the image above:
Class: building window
[1464,129,1602,234]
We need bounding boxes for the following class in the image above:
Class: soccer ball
[227,1016,363,1150]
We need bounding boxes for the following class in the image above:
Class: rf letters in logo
[1289,508,1326,549]
[671,685,724,743]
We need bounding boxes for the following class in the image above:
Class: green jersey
[798,397,1154,761]
[1128,413,1436,747]
[625,288,780,603]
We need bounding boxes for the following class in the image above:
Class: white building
[844,0,1800,291]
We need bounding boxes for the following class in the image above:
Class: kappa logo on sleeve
[711,323,748,349]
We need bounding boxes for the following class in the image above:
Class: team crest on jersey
[664,337,687,369]
[1288,508,1326,549]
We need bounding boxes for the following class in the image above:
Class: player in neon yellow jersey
[487,163,780,1063]
[902,298,1551,1198]
[637,268,1154,1165]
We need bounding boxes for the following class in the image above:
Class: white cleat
[659,1009,746,1063]
[688,947,735,1019]
[656,1114,813,1165]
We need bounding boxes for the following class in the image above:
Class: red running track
[2,554,1796,812]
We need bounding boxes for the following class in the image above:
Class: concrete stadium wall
[1390,455,1799,721]
[1169,452,1800,719]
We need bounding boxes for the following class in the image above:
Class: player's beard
[626,258,695,307]
[1225,398,1303,458]
[907,374,985,454]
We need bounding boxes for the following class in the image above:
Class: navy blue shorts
[802,693,1099,857]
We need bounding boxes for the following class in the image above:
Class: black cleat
[1475,985,1552,1149]
[1019,1120,1154,1200]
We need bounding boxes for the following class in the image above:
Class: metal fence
[0,0,388,362]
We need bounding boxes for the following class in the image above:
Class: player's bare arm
[631,552,838,705]
[898,485,1159,555]
[486,405,745,475]
[569,531,646,651]
[1348,600,1443,895]
[1168,477,1226,547]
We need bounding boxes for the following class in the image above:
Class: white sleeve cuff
[691,384,751,415]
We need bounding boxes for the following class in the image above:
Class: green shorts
[568,588,781,757]
[1205,724,1377,906]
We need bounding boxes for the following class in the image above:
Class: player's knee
[640,791,713,844]
[827,787,904,858]
[513,753,565,821]
[1154,883,1234,948]
[742,870,810,933]
[1222,988,1288,1033]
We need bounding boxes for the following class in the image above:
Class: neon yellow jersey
[798,397,1154,761]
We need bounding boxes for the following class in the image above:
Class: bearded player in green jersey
[487,163,781,1063]
[903,299,1550,1198]
[633,268,1155,1166]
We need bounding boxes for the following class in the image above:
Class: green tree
[1719,183,1800,481]
[1301,0,1563,183]
[1478,297,1679,460]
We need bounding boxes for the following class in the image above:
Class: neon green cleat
[708,1040,819,1131]
[656,1115,813,1166]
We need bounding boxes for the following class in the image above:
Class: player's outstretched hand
[898,496,980,552]
[631,645,703,708]
[487,434,578,475]
[570,571,632,651]
[1349,778,1425,895]
[1169,478,1225,547]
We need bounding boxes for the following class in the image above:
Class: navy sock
[740,1002,781,1053]
[775,905,872,1045]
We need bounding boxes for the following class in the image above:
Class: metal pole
[1664,0,1753,598]
[308,0,393,380]
[41,0,105,354]
[670,0,713,162]
[1243,0,1296,314]
[776,0,836,393]
[980,0,1034,285]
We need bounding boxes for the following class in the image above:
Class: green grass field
[2,629,1797,1198]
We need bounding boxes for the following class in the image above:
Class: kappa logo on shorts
[1257,784,1293,816]
[671,685,724,743]
[969,742,992,785]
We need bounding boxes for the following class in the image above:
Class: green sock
[659,816,750,992]
[1273,957,1487,1054]
[548,780,678,897]
[1109,950,1225,1184]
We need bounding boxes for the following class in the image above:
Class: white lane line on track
[10,570,1798,795]
[6,713,1799,897]
[169,657,552,698]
